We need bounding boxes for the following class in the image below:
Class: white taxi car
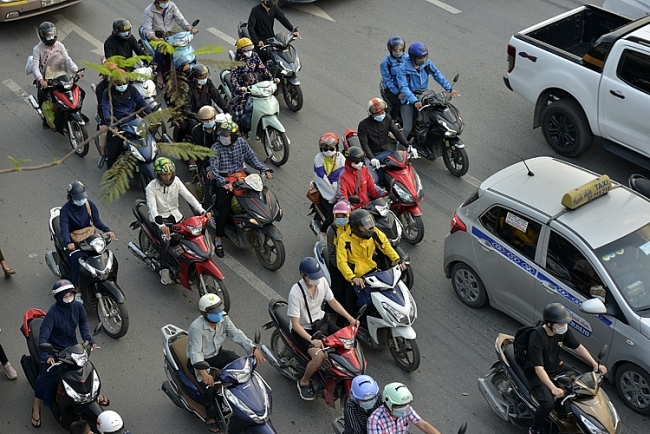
[443,156,650,415]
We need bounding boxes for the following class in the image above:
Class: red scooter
[127,200,231,311]
[343,129,425,244]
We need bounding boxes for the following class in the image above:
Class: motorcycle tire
[97,294,129,339]
[399,213,425,245]
[68,119,89,157]
[194,273,231,313]
[282,82,303,112]
[401,265,415,291]
[388,337,420,372]
[255,231,285,271]
[139,229,159,261]
[443,143,469,177]
[262,127,290,166]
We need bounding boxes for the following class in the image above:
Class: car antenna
[522,159,535,176]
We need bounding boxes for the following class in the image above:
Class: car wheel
[615,362,650,415]
[451,263,488,308]
[540,99,594,157]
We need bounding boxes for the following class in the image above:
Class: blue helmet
[387,35,405,53]
[299,257,324,280]
[408,41,428,60]
[351,375,379,402]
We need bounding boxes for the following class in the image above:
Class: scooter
[219,69,290,166]
[381,74,469,177]
[138,19,199,65]
[45,208,129,339]
[117,120,160,193]
[28,53,89,157]
[332,418,467,434]
[238,23,303,112]
[20,308,104,431]
[477,333,620,434]
[261,300,367,408]
[128,203,231,310]
[160,324,277,434]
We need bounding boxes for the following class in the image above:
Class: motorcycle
[333,418,467,434]
[381,74,469,177]
[238,23,303,112]
[138,19,199,66]
[45,208,129,339]
[20,308,104,431]
[128,202,231,311]
[629,173,650,198]
[260,300,367,408]
[219,68,290,166]
[160,324,277,434]
[28,53,89,157]
[477,333,620,434]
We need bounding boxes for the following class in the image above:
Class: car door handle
[609,90,625,99]
[518,52,537,62]
[477,238,494,251]
[539,280,558,294]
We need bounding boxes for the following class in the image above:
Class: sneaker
[297,380,315,401]
[97,155,106,169]
[75,293,83,304]
[2,362,17,380]
[214,243,224,259]
[160,268,173,285]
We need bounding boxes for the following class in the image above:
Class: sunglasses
[322,146,336,152]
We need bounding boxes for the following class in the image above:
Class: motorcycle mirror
[192,19,200,27]
[39,343,55,353]
[452,74,459,83]
[349,196,361,204]
[155,216,164,225]
[93,322,104,336]
[357,305,367,317]
[312,331,323,340]
[254,329,261,345]
[194,361,210,370]
[597,345,609,361]
[457,422,467,434]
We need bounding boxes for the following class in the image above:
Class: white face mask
[351,162,364,169]
[243,50,253,58]
[554,324,568,335]
[62,295,74,304]
[323,150,336,157]
[305,277,321,286]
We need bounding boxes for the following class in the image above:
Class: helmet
[299,257,324,280]
[236,37,254,51]
[52,279,75,297]
[197,105,217,121]
[112,19,132,37]
[543,303,571,324]
[349,209,375,239]
[100,61,118,78]
[192,63,209,79]
[96,410,124,434]
[112,68,129,84]
[198,294,224,313]
[38,22,58,46]
[387,35,405,53]
[172,57,190,71]
[318,132,339,152]
[333,201,352,215]
[67,181,88,201]
[344,146,365,164]
[154,157,176,186]
[351,375,379,402]
[218,121,239,137]
[408,41,429,62]
[367,98,387,115]
[383,382,413,412]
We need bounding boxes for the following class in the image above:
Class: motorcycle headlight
[408,292,417,322]
[608,400,620,430]
[440,120,457,137]
[338,337,355,349]
[393,183,414,204]
[89,237,106,254]
[295,56,301,71]
[129,143,146,162]
[414,173,423,197]
[579,414,609,434]
[79,251,113,279]
[381,302,408,325]
[151,142,158,158]
[330,358,354,376]
[62,374,99,404]
[70,351,88,367]
[187,223,202,236]
[225,387,269,424]
[225,360,252,384]
[374,203,390,217]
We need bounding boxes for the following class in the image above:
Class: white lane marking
[206,27,237,47]
[54,14,104,56]
[425,0,461,14]
[465,174,481,188]
[290,4,336,22]
[220,255,283,302]
[3,79,33,107]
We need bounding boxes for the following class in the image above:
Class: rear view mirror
[312,331,323,340]
[452,74,460,83]
[597,345,609,361]
[254,329,261,345]
[93,322,104,336]
[192,19,200,27]
[580,298,607,315]
[457,422,467,434]
[357,305,367,317]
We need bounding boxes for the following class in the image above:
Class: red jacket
[336,161,384,209]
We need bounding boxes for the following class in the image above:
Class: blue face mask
[359,398,376,410]
[392,406,409,418]
[335,217,348,227]
[119,32,130,39]
[73,198,87,206]
[373,114,386,122]
[159,2,169,9]
[115,84,128,92]
[206,312,224,323]
[202,121,215,130]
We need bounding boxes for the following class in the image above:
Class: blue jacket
[39,292,94,362]
[397,58,452,105]
[380,53,409,95]
[60,200,111,245]
[101,84,151,125]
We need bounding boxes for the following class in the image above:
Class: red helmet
[318,132,339,152]
[368,98,387,115]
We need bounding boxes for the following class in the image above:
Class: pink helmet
[333,201,352,215]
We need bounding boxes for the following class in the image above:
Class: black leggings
[318,200,334,233]
[214,187,234,238]
[106,132,123,169]
[383,88,401,121]
[0,343,8,365]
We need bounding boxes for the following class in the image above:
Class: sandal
[205,419,219,433]
[97,395,110,406]
[31,407,41,428]
[4,268,15,277]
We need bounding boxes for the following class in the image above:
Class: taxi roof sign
[561,175,612,210]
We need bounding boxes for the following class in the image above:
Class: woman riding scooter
[313,132,346,237]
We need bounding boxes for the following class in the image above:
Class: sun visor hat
[205,299,224,314]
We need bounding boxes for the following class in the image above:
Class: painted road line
[425,0,461,14]
[54,14,104,56]
[3,79,33,107]
[465,174,481,188]
[290,4,336,22]
[206,27,237,47]
[220,255,283,302]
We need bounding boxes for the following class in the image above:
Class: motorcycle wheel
[388,337,420,372]
[263,127,290,166]
[270,329,299,377]
[68,119,89,157]
[443,143,469,177]
[399,213,425,245]
[401,266,415,291]
[97,294,129,339]
[282,82,303,112]
[491,372,510,395]
[139,229,159,260]
[194,273,231,313]
[255,231,285,271]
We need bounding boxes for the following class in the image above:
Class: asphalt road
[0,0,648,433]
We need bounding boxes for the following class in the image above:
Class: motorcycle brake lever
[560,393,576,406]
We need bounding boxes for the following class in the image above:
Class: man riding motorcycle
[104,19,147,60]
[178,64,228,141]
[336,146,386,209]
[367,383,442,434]
[190,106,221,208]
[380,36,409,121]
[247,0,300,62]
[344,375,382,434]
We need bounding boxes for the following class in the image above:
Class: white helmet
[198,293,224,313]
[96,410,123,434]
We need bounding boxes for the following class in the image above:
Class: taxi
[0,0,84,22]
[443,156,650,415]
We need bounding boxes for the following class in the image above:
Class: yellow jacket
[336,227,400,282]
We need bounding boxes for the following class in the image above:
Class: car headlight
[225,387,269,423]
[70,351,88,367]
[381,302,407,325]
[129,144,146,162]
[393,183,414,204]
[89,237,106,254]
[579,414,609,434]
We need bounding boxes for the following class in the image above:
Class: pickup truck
[504,5,650,167]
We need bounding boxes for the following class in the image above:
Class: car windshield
[596,223,650,313]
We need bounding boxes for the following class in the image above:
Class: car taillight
[450,212,467,234]
[507,44,516,73]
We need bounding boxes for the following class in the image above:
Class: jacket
[336,162,384,208]
[313,152,346,203]
[142,1,190,40]
[247,4,294,46]
[336,227,400,282]
[101,84,151,125]
[357,114,408,158]
[60,201,111,245]
[103,34,146,59]
[397,58,452,105]
[187,78,228,114]
[145,176,205,225]
[380,53,409,95]
[39,292,94,362]
[31,41,79,81]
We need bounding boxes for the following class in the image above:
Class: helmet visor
[205,300,224,314]
[353,214,375,238]
[41,28,57,40]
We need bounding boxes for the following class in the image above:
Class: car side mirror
[39,343,55,353]
[193,361,210,370]
[580,298,607,315]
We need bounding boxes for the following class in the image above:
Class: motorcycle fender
[262,224,283,241]
[69,111,86,126]
[287,76,300,86]
[261,116,286,133]
[400,205,422,217]
[450,140,465,149]
[98,280,126,304]
[193,259,225,281]
[245,420,277,434]
[324,378,337,408]
[74,401,103,423]
[390,326,417,340]
[140,162,155,180]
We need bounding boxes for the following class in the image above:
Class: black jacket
[104,34,146,59]
[187,79,228,115]
[247,4,294,46]
[357,115,408,159]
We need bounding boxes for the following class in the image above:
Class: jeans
[400,104,416,139]
[366,150,391,186]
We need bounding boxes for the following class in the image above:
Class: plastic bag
[25,55,34,76]
[41,100,56,130]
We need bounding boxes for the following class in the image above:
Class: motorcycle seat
[272,304,293,337]
[222,71,234,94]
[169,335,203,391]
[504,342,533,392]
[135,200,157,233]
[52,216,64,249]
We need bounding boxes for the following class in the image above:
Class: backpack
[513,321,544,367]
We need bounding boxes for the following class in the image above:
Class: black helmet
[192,64,209,79]
[349,209,375,239]
[344,146,365,164]
[67,181,88,201]
[38,22,58,46]
[299,257,324,280]
[112,19,132,37]
[52,279,75,297]
[543,303,571,324]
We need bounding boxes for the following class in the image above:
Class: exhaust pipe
[128,242,157,271]
[477,375,510,421]
[45,251,62,278]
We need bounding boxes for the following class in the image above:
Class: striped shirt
[343,397,382,434]
[209,137,269,187]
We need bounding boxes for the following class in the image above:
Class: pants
[318,200,335,233]
[154,216,177,270]
[198,163,215,209]
[35,363,59,407]
[214,187,234,238]
[0,343,8,364]
[383,88,401,120]
[255,46,271,64]
[366,150,391,186]
[66,249,89,287]
[400,104,416,139]
[528,365,578,431]
[290,315,339,356]
[105,119,142,169]
[189,350,239,419]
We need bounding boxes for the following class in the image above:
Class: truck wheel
[541,99,594,157]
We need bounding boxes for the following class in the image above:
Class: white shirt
[145,177,204,225]
[287,278,334,331]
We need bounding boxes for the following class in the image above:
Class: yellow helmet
[236,37,254,51]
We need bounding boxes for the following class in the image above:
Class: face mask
[158,2,169,9]
[392,406,409,418]
[62,295,74,304]
[197,78,208,85]
[335,217,348,227]
[554,324,568,335]
[373,114,386,122]
[119,32,130,39]
[206,312,224,323]
[415,58,426,66]
[305,277,321,286]
[323,150,336,157]
[243,50,253,58]
[219,136,231,146]
[351,162,364,170]
[262,0,272,6]
[359,398,377,410]
[73,198,87,206]
[391,50,403,59]
[115,84,128,92]
[202,121,215,130]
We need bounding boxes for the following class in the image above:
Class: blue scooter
[138,19,199,67]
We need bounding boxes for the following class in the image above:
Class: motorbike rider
[69,420,92,434]
[336,209,404,314]
[326,201,353,320]
[104,19,147,60]
[380,35,409,120]
[230,38,279,124]
[96,410,132,434]
[94,61,119,169]
[336,146,386,210]
[187,294,264,433]
[344,375,382,434]
[357,98,409,185]
[288,257,358,401]
[31,280,109,429]
[525,303,607,434]
[396,41,457,139]
[145,157,211,285]
[60,181,116,302]
[313,132,346,237]
[208,121,273,258]
[367,383,441,434]
[190,105,221,209]
[247,0,300,62]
